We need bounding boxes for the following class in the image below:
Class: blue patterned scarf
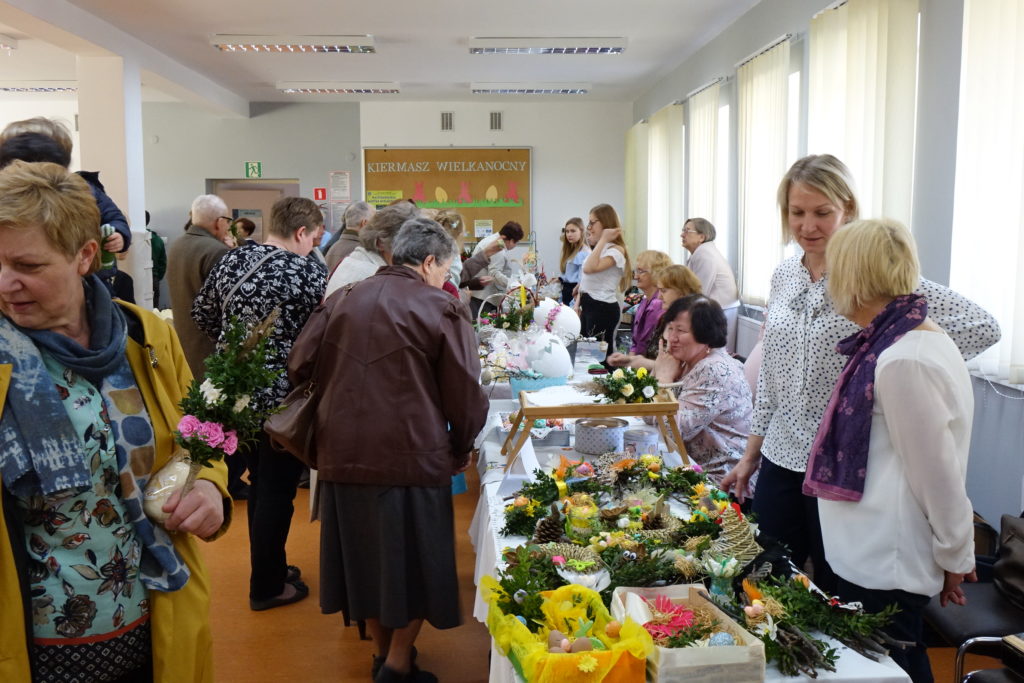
[803,294,927,501]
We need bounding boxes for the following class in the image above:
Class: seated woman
[806,219,976,683]
[0,161,229,681]
[290,217,488,683]
[608,264,702,370]
[653,295,752,486]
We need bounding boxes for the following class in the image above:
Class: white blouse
[579,244,625,304]
[818,331,976,597]
[687,241,739,309]
[753,255,1000,472]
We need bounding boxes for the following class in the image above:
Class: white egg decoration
[532,298,581,345]
[526,332,573,378]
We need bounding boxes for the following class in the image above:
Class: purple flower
[222,430,239,455]
[178,415,201,438]
[690,462,703,473]
[198,421,225,448]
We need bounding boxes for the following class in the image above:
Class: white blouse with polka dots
[751,254,1000,473]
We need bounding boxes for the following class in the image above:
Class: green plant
[593,366,660,404]
[492,546,567,631]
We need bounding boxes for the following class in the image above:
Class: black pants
[580,293,620,363]
[836,578,933,683]
[244,432,305,600]
[751,457,837,594]
[560,280,577,306]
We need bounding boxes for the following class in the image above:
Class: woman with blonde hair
[558,217,588,305]
[607,250,674,368]
[808,219,976,682]
[721,154,999,595]
[579,203,632,365]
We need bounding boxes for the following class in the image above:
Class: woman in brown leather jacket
[289,217,488,683]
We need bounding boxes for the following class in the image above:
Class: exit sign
[245,161,263,178]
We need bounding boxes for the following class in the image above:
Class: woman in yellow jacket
[0,161,230,682]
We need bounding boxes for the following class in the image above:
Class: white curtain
[737,40,790,306]
[623,120,649,261]
[807,0,919,224]
[949,0,1024,384]
[687,83,720,227]
[647,103,685,261]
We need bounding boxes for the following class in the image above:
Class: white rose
[233,394,251,412]
[199,379,223,405]
[642,385,655,398]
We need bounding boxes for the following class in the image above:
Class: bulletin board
[363,147,531,241]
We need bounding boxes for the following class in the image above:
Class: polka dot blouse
[752,254,1001,473]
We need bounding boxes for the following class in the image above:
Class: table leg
[500,410,524,456]
[505,421,534,472]
[665,414,690,466]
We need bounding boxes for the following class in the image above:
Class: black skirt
[319,482,462,630]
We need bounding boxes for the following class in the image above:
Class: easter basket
[482,581,653,683]
[610,585,765,683]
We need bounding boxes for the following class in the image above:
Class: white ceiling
[1,0,761,104]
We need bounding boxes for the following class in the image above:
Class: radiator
[736,315,761,359]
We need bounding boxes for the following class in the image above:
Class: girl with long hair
[558,217,588,305]
[579,203,632,364]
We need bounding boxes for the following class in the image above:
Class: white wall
[142,101,361,242]
[360,100,633,277]
[0,95,82,169]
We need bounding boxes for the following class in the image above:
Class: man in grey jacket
[167,194,230,376]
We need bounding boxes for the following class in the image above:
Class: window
[647,103,684,261]
[737,38,792,306]
[807,0,920,224]
[949,0,1024,384]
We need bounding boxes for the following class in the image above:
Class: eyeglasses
[587,219,599,227]
[634,268,649,275]
[220,216,233,223]
[682,228,699,235]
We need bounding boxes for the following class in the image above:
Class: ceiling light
[469,37,625,55]
[471,82,590,95]
[0,81,77,93]
[277,81,399,94]
[211,35,375,53]
[0,34,17,51]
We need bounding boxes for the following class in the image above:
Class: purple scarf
[803,294,927,501]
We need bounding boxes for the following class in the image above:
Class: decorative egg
[569,638,593,652]
[513,589,527,604]
[533,298,582,344]
[548,629,567,648]
[526,333,573,378]
[605,620,622,638]
[709,632,736,647]
[515,615,528,627]
[560,638,572,652]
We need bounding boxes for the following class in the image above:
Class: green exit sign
[245,161,263,178]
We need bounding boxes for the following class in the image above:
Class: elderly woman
[652,295,752,485]
[682,218,740,350]
[807,219,975,683]
[325,201,419,298]
[193,196,326,612]
[0,161,229,681]
[722,154,999,594]
[289,217,487,683]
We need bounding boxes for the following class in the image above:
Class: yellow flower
[693,482,708,498]
[620,384,634,397]
[611,368,625,380]
[636,367,648,379]
[577,654,598,673]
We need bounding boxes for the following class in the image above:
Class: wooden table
[500,389,689,470]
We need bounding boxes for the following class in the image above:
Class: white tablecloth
[467,400,910,683]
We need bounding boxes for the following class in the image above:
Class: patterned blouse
[672,347,752,485]
[192,244,326,413]
[753,255,1001,472]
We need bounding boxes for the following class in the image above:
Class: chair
[925,513,1024,681]
[960,636,1024,682]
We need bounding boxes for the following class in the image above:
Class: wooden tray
[500,389,689,471]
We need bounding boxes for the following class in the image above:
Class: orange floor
[199,463,1003,682]
[201,465,491,682]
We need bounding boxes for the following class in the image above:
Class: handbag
[994,514,1024,611]
[264,283,354,467]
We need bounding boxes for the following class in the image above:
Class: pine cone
[531,503,566,544]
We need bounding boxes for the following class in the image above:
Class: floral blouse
[193,244,327,414]
[753,255,1001,472]
[672,347,752,485]
[18,354,147,643]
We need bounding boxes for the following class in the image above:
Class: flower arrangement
[479,305,535,332]
[503,496,545,537]
[592,367,660,404]
[143,312,281,522]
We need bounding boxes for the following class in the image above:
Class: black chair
[960,636,1024,682]
[925,513,1024,682]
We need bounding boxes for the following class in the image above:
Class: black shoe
[374,665,435,683]
[286,565,301,584]
[249,581,309,611]
[371,648,418,679]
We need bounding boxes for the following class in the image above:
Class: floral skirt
[319,482,461,630]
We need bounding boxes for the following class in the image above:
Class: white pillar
[76,55,153,308]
